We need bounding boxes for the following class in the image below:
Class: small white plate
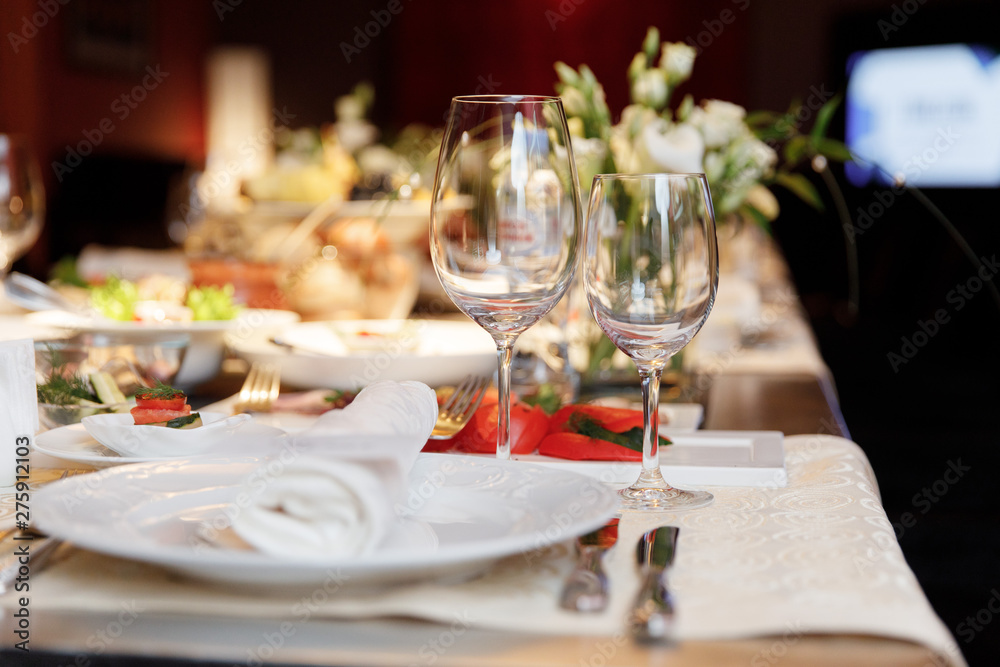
[32,453,619,589]
[233,319,497,390]
[513,431,787,488]
[37,415,286,466]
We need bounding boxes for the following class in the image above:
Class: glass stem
[496,340,514,460]
[635,366,668,489]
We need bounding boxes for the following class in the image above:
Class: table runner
[0,435,965,666]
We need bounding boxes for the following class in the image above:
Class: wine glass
[0,134,45,278]
[430,95,581,459]
[584,173,718,510]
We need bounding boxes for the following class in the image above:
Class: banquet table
[0,231,966,666]
[0,364,966,667]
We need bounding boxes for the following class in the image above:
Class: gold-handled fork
[234,362,281,413]
[429,375,491,439]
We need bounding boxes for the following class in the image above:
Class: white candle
[0,339,37,488]
[204,46,274,202]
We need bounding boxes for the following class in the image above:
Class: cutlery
[628,525,680,643]
[0,471,72,595]
[234,362,280,413]
[429,375,491,439]
[3,271,89,314]
[558,518,619,612]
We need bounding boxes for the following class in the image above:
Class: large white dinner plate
[33,454,619,589]
[513,431,787,488]
[34,420,288,468]
[232,319,496,390]
[26,308,300,388]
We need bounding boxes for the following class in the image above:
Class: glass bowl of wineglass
[430,95,582,459]
[0,134,44,280]
[584,173,718,511]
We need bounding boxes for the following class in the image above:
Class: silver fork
[0,470,72,595]
[235,362,280,413]
[429,375,491,439]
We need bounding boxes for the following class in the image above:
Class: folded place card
[0,338,38,487]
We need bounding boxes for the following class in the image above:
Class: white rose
[690,100,747,149]
[660,42,696,84]
[609,105,659,173]
[561,88,589,117]
[631,70,668,109]
[641,121,705,174]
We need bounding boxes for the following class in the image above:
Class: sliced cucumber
[163,412,202,429]
[89,372,127,405]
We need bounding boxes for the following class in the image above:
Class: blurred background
[1,0,998,663]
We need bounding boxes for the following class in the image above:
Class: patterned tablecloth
[0,435,965,666]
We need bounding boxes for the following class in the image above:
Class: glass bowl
[34,334,190,429]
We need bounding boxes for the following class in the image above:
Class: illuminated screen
[845,43,1000,188]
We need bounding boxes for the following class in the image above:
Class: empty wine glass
[584,173,718,510]
[430,95,581,459]
[0,134,45,277]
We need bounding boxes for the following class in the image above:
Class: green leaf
[814,137,855,163]
[810,94,842,141]
[570,414,671,454]
[745,110,782,128]
[782,135,811,167]
[774,172,824,210]
[521,383,563,415]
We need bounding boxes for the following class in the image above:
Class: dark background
[2,0,998,664]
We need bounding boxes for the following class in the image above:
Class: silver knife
[558,518,619,612]
[628,525,680,642]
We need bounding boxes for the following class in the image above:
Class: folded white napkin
[0,339,38,487]
[230,380,438,560]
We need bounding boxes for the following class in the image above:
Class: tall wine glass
[430,95,581,459]
[584,173,718,510]
[0,135,45,278]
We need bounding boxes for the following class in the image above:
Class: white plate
[514,431,787,488]
[35,420,288,468]
[33,454,619,589]
[26,308,300,388]
[232,319,496,390]
[81,411,255,457]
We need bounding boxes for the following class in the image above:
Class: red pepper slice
[446,401,549,455]
[548,404,645,435]
[537,432,641,461]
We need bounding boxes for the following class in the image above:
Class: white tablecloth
[0,435,965,666]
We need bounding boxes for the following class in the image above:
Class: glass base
[618,485,714,512]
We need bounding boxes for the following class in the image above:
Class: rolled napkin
[230,380,438,560]
[0,339,38,488]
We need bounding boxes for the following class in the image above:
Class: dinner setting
[2,1,998,666]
